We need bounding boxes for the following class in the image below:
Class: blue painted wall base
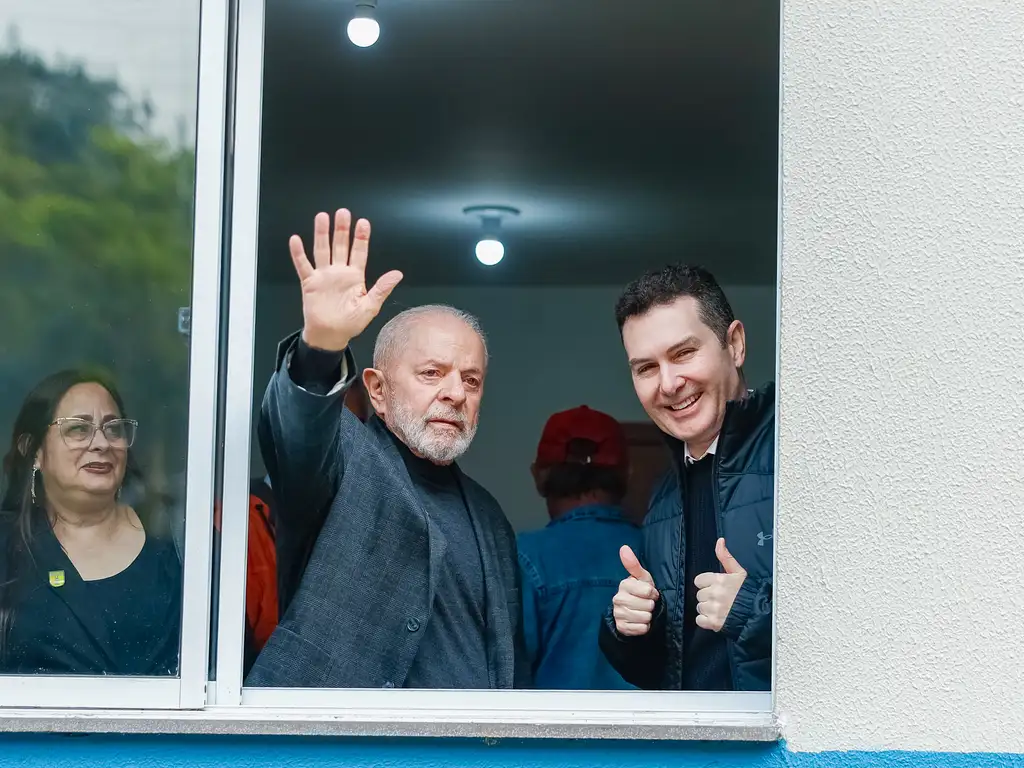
[0,735,1021,768]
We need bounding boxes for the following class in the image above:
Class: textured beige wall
[776,0,1024,753]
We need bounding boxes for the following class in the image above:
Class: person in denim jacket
[517,406,641,689]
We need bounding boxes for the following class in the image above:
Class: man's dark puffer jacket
[598,383,775,691]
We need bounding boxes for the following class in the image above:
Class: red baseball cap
[535,406,628,468]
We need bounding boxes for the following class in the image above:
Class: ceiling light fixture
[347,0,380,48]
[463,205,520,266]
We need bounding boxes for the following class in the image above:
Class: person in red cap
[516,406,642,689]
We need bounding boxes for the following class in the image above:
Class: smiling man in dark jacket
[598,265,774,691]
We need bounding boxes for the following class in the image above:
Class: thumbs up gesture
[612,545,660,636]
[694,538,747,632]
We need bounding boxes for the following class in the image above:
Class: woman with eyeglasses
[0,370,181,676]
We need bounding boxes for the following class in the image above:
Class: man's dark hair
[614,264,736,346]
[537,438,628,502]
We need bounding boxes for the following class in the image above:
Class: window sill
[0,706,779,741]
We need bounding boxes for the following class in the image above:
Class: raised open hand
[289,208,404,352]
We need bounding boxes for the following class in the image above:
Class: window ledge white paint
[0,707,779,741]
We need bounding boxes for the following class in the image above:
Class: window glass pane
[0,0,201,676]
[239,0,778,692]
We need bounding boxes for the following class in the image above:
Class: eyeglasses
[50,417,138,448]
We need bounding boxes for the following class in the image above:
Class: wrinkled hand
[289,209,404,352]
[612,545,660,637]
[694,538,747,632]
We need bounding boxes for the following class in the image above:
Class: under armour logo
[757,532,773,547]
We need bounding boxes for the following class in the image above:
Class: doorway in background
[621,422,673,526]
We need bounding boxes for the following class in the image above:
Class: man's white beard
[386,395,477,465]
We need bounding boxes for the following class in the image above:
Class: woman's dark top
[0,516,181,676]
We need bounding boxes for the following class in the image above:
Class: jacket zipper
[712,415,741,689]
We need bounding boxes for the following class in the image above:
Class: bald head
[372,305,488,373]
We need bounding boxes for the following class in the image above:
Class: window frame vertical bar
[176,0,234,709]
[211,0,267,706]
[770,0,784,708]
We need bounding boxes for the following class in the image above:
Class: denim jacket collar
[547,503,629,528]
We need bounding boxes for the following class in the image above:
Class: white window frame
[1,0,782,739]
[206,0,781,737]
[0,0,230,711]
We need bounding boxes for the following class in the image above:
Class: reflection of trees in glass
[0,46,196,532]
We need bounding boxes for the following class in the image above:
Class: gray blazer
[246,333,530,689]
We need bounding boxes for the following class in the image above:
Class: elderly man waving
[246,208,529,690]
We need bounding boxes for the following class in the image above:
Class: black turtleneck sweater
[290,338,491,688]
